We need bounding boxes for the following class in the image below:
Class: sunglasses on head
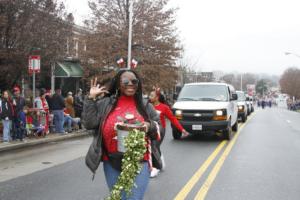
[121,78,139,86]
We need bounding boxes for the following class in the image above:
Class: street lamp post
[51,62,55,95]
[127,0,133,69]
[240,73,243,91]
[285,52,300,58]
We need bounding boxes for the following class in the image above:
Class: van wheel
[223,126,232,140]
[172,129,182,140]
[232,120,238,132]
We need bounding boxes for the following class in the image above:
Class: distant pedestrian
[12,86,25,114]
[65,91,75,118]
[12,86,25,140]
[34,88,50,134]
[74,88,83,118]
[15,106,28,141]
[0,90,15,143]
[51,88,65,134]
[45,90,53,111]
[30,110,46,137]
[262,99,265,109]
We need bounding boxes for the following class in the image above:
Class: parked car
[245,95,254,114]
[236,91,248,122]
[172,82,238,140]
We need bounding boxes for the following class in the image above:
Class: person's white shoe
[161,154,166,170]
[150,167,160,178]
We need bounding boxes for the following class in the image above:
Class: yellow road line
[174,140,228,200]
[194,114,256,200]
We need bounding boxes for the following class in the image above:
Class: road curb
[0,130,93,153]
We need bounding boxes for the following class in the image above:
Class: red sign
[247,84,255,96]
[28,55,41,74]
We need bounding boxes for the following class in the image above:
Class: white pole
[51,62,55,95]
[127,0,133,69]
[33,71,35,108]
[240,74,243,91]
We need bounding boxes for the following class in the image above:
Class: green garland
[106,129,147,200]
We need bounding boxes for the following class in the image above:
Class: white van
[236,91,248,122]
[172,82,238,140]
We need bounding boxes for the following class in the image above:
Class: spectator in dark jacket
[0,90,15,143]
[45,90,53,111]
[51,88,65,134]
[12,86,25,114]
[12,86,25,140]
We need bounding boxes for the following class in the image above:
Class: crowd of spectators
[287,99,300,111]
[0,86,84,143]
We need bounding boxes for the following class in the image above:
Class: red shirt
[154,103,184,132]
[102,95,150,161]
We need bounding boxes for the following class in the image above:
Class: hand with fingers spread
[89,77,109,99]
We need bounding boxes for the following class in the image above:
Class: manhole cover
[42,161,52,165]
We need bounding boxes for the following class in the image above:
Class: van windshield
[178,85,229,101]
[236,92,246,101]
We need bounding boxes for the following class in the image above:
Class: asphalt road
[0,107,300,200]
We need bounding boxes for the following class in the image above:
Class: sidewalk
[0,130,92,153]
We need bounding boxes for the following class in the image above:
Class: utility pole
[51,62,55,95]
[127,0,133,69]
[240,73,243,91]
[29,47,41,108]
[262,79,264,97]
[33,70,35,107]
[21,76,25,97]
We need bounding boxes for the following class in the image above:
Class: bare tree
[280,67,300,99]
[83,0,182,92]
[0,0,73,90]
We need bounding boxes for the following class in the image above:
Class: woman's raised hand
[89,77,109,99]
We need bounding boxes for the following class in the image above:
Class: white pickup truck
[172,82,238,140]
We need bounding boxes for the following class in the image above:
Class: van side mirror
[173,93,178,100]
[231,93,238,101]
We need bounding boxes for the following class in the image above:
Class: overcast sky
[63,0,300,75]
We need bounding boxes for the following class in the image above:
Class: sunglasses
[121,78,139,86]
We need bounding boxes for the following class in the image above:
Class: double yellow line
[174,114,255,200]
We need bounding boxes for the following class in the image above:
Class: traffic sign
[28,55,41,74]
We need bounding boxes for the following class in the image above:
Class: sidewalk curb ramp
[0,130,93,153]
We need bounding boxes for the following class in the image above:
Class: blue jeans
[52,110,64,133]
[63,115,80,130]
[15,125,26,140]
[2,119,12,142]
[103,161,150,200]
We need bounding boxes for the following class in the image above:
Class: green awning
[55,61,83,78]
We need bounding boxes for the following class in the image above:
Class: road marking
[174,140,227,200]
[194,114,255,200]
